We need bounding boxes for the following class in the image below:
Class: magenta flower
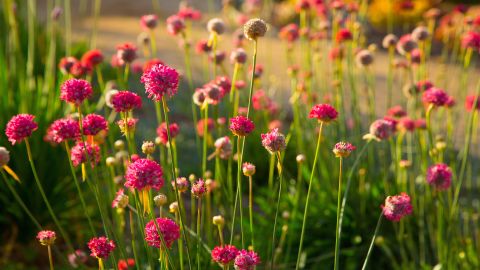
[37,230,56,245]
[261,128,286,154]
[398,117,416,132]
[81,49,104,68]
[111,91,142,112]
[465,95,480,111]
[309,104,338,123]
[242,162,256,176]
[215,76,232,98]
[171,177,189,193]
[230,116,255,137]
[211,245,239,265]
[335,28,352,43]
[6,114,38,145]
[369,119,395,141]
[177,7,202,21]
[60,79,93,105]
[204,84,222,105]
[59,56,79,75]
[381,193,413,222]
[140,14,158,30]
[125,158,164,190]
[414,80,434,93]
[279,23,300,43]
[166,15,185,35]
[88,236,116,259]
[111,189,129,209]
[191,179,207,198]
[116,43,137,64]
[47,118,80,143]
[387,105,406,118]
[145,218,180,248]
[396,34,417,55]
[234,249,261,270]
[140,64,179,101]
[461,31,480,50]
[82,114,108,136]
[422,87,449,107]
[70,142,100,167]
[156,122,180,145]
[426,163,452,190]
[252,89,272,111]
[415,119,427,130]
[333,141,356,158]
[68,250,88,268]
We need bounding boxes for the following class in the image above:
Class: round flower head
[0,147,10,167]
[70,141,101,167]
[195,39,212,54]
[242,162,256,176]
[333,142,356,158]
[335,28,353,43]
[140,14,158,30]
[213,215,225,226]
[465,95,480,111]
[196,118,215,137]
[48,118,80,143]
[111,91,142,112]
[426,163,452,190]
[172,177,189,193]
[396,34,417,55]
[214,136,233,159]
[141,64,179,101]
[116,43,137,64]
[309,104,338,123]
[261,128,286,154]
[204,84,222,105]
[234,249,261,270]
[125,158,164,190]
[210,51,226,65]
[279,23,300,43]
[192,88,206,106]
[118,258,136,270]
[355,49,374,67]
[88,236,116,258]
[156,122,180,145]
[6,114,38,145]
[192,179,207,198]
[382,34,398,48]
[215,76,232,97]
[411,26,429,41]
[37,230,56,246]
[81,49,104,68]
[145,217,180,248]
[207,18,226,35]
[398,117,416,132]
[105,89,119,108]
[154,194,168,207]
[230,116,255,137]
[143,59,165,72]
[60,79,93,105]
[368,119,395,141]
[414,80,434,93]
[461,31,480,50]
[117,118,138,134]
[422,87,449,107]
[59,56,78,75]
[177,7,202,20]
[415,119,427,129]
[387,105,407,118]
[68,250,88,268]
[212,245,239,265]
[112,189,129,209]
[381,192,413,222]
[243,18,267,40]
[82,114,108,136]
[141,141,155,155]
[166,15,185,35]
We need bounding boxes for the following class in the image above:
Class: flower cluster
[382,193,413,222]
[88,237,116,258]
[140,63,179,101]
[37,230,56,246]
[6,114,38,145]
[70,142,101,167]
[47,118,80,143]
[125,159,164,190]
[144,218,180,248]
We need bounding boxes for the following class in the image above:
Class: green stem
[270,152,284,270]
[48,245,54,270]
[196,198,202,270]
[248,175,255,249]
[246,40,258,118]
[334,157,343,270]
[361,214,383,270]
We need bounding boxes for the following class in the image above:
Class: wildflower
[381,193,413,222]
[125,158,164,190]
[192,88,206,106]
[37,230,56,246]
[445,96,456,108]
[295,0,310,12]
[166,15,185,35]
[117,118,138,134]
[81,49,104,68]
[296,154,306,163]
[88,236,116,259]
[140,14,158,30]
[169,201,179,213]
[426,163,452,190]
[413,80,434,93]
[411,26,429,41]
[329,46,344,60]
[70,142,101,167]
[368,119,395,141]
[141,141,155,155]
[244,18,267,40]
[355,49,374,67]
[156,122,180,145]
[144,218,180,248]
[242,162,256,176]
[213,215,225,226]
[68,250,88,268]
[209,51,226,65]
[196,118,215,137]
[172,177,189,193]
[410,49,421,65]
[336,29,352,43]
[333,142,356,158]
[207,18,226,35]
[177,7,202,21]
[415,119,427,130]
[48,118,80,143]
[154,194,168,207]
[112,189,129,209]
[230,116,255,137]
[216,76,232,97]
[83,114,108,136]
[398,117,416,132]
[141,64,179,101]
[396,34,417,55]
[143,59,164,72]
[422,87,449,107]
[261,128,286,154]
[60,79,93,105]
[192,179,207,198]
[214,136,233,159]
[204,83,222,104]
[309,104,338,123]
[387,105,407,118]
[279,23,300,43]
[118,258,136,270]
[461,31,480,50]
[234,249,261,270]
[6,114,38,145]
[116,43,137,64]
[252,90,272,111]
[51,6,62,20]
[59,57,78,74]
[195,39,212,54]
[382,34,398,49]
[111,91,142,112]
[465,95,480,111]
[212,245,239,265]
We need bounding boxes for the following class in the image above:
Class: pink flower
[166,15,185,35]
[59,57,79,74]
[143,59,165,72]
[242,162,256,176]
[6,114,38,145]
[111,91,142,112]
[369,119,395,140]
[48,118,80,143]
[70,142,100,167]
[118,258,136,270]
[234,249,261,270]
[335,28,352,43]
[111,189,129,208]
[465,95,480,111]
[252,89,272,111]
[81,49,104,68]
[398,117,416,132]
[196,118,215,137]
[116,43,137,64]
[414,80,434,93]
[387,105,406,118]
[261,128,286,153]
[88,236,116,259]
[140,14,158,30]
[83,114,108,136]
[230,116,255,137]
[177,7,202,20]
[214,136,233,159]
[68,250,88,268]
[191,179,207,198]
[422,87,449,107]
[141,64,179,101]
[461,31,480,50]
[145,218,180,248]
[37,230,56,245]
[396,34,417,55]
[117,118,138,134]
[195,39,212,54]
[204,84,222,105]
[426,163,452,190]
[309,104,338,123]
[156,122,180,145]
[125,158,164,190]
[215,76,232,98]
[381,192,413,222]
[415,119,427,129]
[333,141,356,158]
[211,245,238,265]
[279,23,300,42]
[60,79,93,105]
[171,177,189,193]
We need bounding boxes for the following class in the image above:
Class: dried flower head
[355,49,374,67]
[243,18,267,40]
[0,147,10,167]
[396,34,417,55]
[154,194,168,207]
[171,177,190,193]
[207,18,226,35]
[213,215,225,226]
[230,116,255,137]
[125,159,164,191]
[191,179,207,198]
[141,141,156,155]
[382,193,413,222]
[37,230,56,246]
[333,142,356,158]
[382,34,398,48]
[145,218,180,248]
[140,14,158,30]
[426,163,452,190]
[60,79,93,105]
[412,26,429,41]
[141,64,179,101]
[230,48,248,64]
[88,237,116,259]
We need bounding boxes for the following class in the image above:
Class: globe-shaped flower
[214,136,233,159]
[82,114,108,136]
[117,118,138,134]
[230,116,255,137]
[37,230,56,246]
[368,119,395,141]
[70,142,101,167]
[333,142,356,158]
[60,79,93,105]
[279,23,300,43]
[382,34,398,49]
[116,43,137,64]
[335,28,353,43]
[171,177,189,193]
[111,189,129,209]
[207,18,226,35]
[398,117,416,132]
[81,49,104,68]
[140,14,158,30]
[88,236,116,259]
[422,88,449,107]
[426,163,452,190]
[177,7,202,21]
[125,158,164,190]
[48,118,80,143]
[396,34,417,55]
[309,104,338,123]
[6,114,38,145]
[144,217,180,248]
[191,179,207,198]
[156,122,180,145]
[141,64,179,101]
[234,249,261,270]
[111,91,142,112]
[387,105,407,118]
[261,128,286,154]
[243,18,267,40]
[242,162,256,176]
[381,192,413,222]
[166,15,185,36]
[212,245,239,265]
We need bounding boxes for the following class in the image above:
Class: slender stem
[296,122,323,270]
[246,40,258,118]
[98,258,104,270]
[270,152,284,270]
[425,104,435,152]
[361,214,383,270]
[217,225,224,246]
[237,136,245,247]
[248,175,255,249]
[196,198,202,270]
[202,103,209,177]
[47,245,54,270]
[334,158,343,270]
